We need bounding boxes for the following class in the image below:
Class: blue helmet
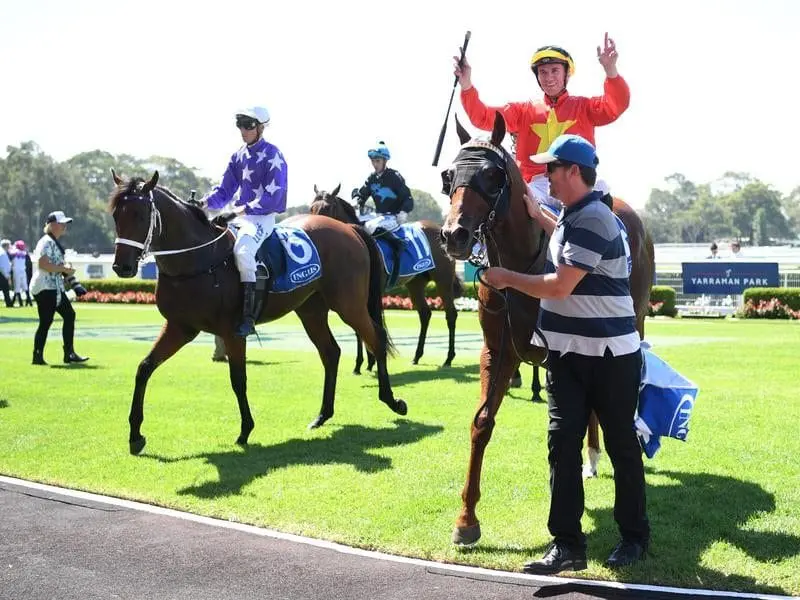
[367,141,390,161]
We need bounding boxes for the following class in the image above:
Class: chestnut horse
[440,114,655,545]
[109,170,407,455]
[309,184,463,370]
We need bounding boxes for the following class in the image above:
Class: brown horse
[109,170,407,455]
[309,184,463,370]
[439,113,655,546]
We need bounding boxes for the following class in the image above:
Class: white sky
[1,0,798,211]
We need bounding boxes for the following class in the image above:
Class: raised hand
[597,32,619,77]
[453,50,472,90]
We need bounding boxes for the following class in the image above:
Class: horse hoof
[393,399,408,416]
[452,523,481,547]
[509,376,522,389]
[308,414,329,429]
[236,436,248,447]
[129,437,146,456]
[353,369,361,376]
[531,395,545,404]
[441,359,453,368]
[412,357,421,365]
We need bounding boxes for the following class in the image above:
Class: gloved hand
[396,211,408,224]
[211,212,237,228]
[351,188,361,200]
[73,284,88,298]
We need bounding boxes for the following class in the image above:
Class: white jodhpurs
[360,212,404,235]
[232,213,276,283]
[527,174,611,212]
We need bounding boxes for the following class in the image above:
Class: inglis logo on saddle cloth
[375,223,435,280]
[635,346,700,459]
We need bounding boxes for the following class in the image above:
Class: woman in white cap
[29,211,89,365]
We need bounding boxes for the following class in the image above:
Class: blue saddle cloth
[635,345,699,458]
[375,223,435,282]
[256,226,322,293]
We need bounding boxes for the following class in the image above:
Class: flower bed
[737,298,800,320]
[76,291,156,304]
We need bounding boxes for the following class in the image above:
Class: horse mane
[107,178,210,228]
[107,177,145,212]
[311,191,360,225]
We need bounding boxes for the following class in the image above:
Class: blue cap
[530,134,599,169]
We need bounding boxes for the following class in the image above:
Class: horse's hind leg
[129,321,198,455]
[222,334,254,445]
[295,296,341,429]
[354,333,364,375]
[341,307,406,417]
[407,277,432,366]
[584,411,602,478]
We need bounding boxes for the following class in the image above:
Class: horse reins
[449,140,550,427]
[114,188,233,261]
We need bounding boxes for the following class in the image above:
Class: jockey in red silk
[201,106,288,337]
[455,34,629,212]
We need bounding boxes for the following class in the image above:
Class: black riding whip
[432,30,471,167]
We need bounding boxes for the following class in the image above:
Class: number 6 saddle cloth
[256,226,323,294]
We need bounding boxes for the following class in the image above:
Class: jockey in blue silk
[200,106,288,337]
[351,141,414,235]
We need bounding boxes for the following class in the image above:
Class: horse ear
[111,168,123,186]
[142,170,159,193]
[455,114,471,145]
[313,184,319,195]
[331,183,341,198]
[490,111,506,147]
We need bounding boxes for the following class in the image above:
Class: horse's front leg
[129,321,198,455]
[223,334,254,445]
[452,343,519,546]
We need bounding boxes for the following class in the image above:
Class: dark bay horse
[439,113,655,546]
[109,170,407,455]
[309,184,463,370]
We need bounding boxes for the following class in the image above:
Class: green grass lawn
[1,305,798,595]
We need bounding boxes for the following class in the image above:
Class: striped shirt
[537,191,639,357]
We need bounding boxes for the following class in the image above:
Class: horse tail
[351,224,397,358]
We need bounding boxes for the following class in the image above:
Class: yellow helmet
[530,45,575,77]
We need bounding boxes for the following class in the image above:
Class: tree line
[2,142,799,251]
[0,142,446,252]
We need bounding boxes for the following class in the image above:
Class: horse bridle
[114,187,230,258]
[444,139,550,425]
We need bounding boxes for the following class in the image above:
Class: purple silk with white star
[205,138,288,215]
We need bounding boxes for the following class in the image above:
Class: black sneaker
[605,539,647,568]
[523,542,587,575]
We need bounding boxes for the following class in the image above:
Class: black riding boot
[236,282,257,337]
[64,345,89,364]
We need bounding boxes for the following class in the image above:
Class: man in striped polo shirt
[484,134,648,574]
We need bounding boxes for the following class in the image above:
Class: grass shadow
[49,363,102,370]
[143,418,444,499]
[585,468,799,595]
[357,364,480,388]
[0,315,39,325]
[0,399,8,409]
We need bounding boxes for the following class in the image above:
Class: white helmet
[235,106,270,125]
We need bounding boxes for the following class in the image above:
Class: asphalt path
[0,478,787,600]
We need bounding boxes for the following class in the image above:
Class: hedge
[649,285,677,317]
[743,288,800,311]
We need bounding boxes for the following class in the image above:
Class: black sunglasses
[546,160,574,173]
[236,117,259,131]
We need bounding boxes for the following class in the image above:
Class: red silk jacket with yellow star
[460,76,630,181]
